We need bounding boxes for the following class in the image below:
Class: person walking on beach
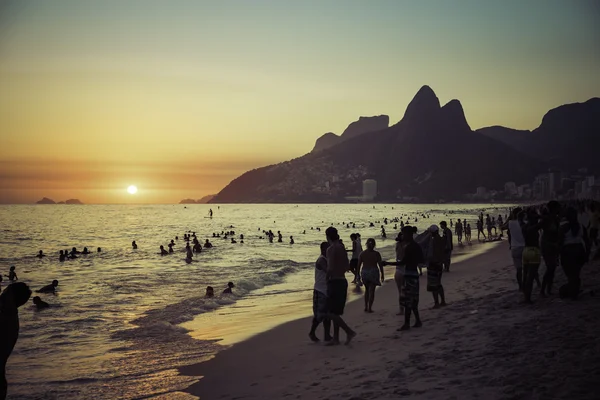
[477,219,486,241]
[347,234,363,285]
[309,242,332,342]
[508,208,525,291]
[393,232,407,315]
[1,282,32,400]
[465,223,472,245]
[440,221,453,272]
[455,219,463,245]
[540,201,561,296]
[324,227,356,345]
[426,225,447,308]
[559,207,588,299]
[357,238,384,313]
[521,210,543,304]
[383,226,423,331]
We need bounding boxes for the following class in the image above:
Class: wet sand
[178,239,600,399]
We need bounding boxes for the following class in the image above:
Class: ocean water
[0,204,511,399]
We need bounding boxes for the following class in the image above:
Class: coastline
[177,239,525,399]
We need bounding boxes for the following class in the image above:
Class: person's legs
[399,308,411,330]
[368,285,376,312]
[0,358,7,400]
[332,320,340,344]
[363,281,370,311]
[439,285,446,305]
[432,289,439,307]
[394,272,404,315]
[323,318,332,341]
[412,307,422,327]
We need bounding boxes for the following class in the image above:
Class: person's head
[205,286,214,296]
[401,226,416,242]
[72,247,76,252]
[366,238,376,250]
[429,224,440,236]
[319,241,329,256]
[350,233,357,241]
[52,280,59,287]
[10,266,15,271]
[160,245,164,249]
[60,250,63,255]
[512,207,523,219]
[0,282,31,309]
[83,247,88,252]
[440,221,447,229]
[39,250,43,255]
[227,282,234,288]
[325,226,339,243]
[97,247,102,252]
[33,296,43,305]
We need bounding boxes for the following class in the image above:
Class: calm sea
[0,204,511,399]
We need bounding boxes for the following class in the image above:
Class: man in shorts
[325,227,356,345]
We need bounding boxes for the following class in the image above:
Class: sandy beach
[179,241,600,400]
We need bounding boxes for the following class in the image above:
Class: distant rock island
[36,198,83,204]
[179,195,216,204]
[209,85,599,203]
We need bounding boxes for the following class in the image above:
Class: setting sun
[127,185,138,195]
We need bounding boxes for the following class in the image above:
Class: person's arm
[357,253,363,277]
[377,252,384,281]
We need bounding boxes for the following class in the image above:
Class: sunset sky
[1,0,599,204]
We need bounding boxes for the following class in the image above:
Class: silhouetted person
[309,242,332,342]
[277,231,283,243]
[97,247,102,252]
[223,282,234,294]
[59,250,66,262]
[32,296,49,310]
[132,241,138,249]
[193,241,202,253]
[36,250,45,258]
[0,282,32,400]
[186,244,193,261]
[82,247,90,254]
[7,267,17,282]
[160,245,168,256]
[290,236,294,245]
[204,239,213,248]
[205,286,214,298]
[37,280,58,294]
[168,243,174,253]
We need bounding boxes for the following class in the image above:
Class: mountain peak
[440,99,471,132]
[341,115,389,139]
[403,85,441,124]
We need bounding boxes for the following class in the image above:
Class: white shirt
[314,255,328,295]
[561,221,586,248]
[508,220,525,248]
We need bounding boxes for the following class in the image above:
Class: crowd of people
[307,200,599,345]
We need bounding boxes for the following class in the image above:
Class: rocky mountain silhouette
[312,115,389,152]
[36,197,56,204]
[478,98,600,171]
[210,86,546,203]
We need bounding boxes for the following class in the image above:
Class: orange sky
[1,1,599,204]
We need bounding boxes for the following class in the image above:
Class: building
[476,186,487,198]
[362,179,377,201]
[504,182,517,196]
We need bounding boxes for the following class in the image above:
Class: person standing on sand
[347,234,362,285]
[309,242,332,342]
[324,227,356,346]
[357,238,384,313]
[440,221,453,272]
[559,207,588,299]
[540,201,561,296]
[393,232,407,315]
[455,219,463,245]
[477,219,486,241]
[383,226,423,331]
[426,225,447,308]
[521,210,543,304]
[1,282,32,400]
[465,223,472,245]
[507,208,525,291]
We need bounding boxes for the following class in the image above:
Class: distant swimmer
[231,238,237,244]
[59,250,66,262]
[97,247,102,252]
[193,241,202,253]
[69,248,78,259]
[223,282,234,294]
[209,209,213,217]
[168,243,174,253]
[71,247,80,255]
[82,247,91,254]
[205,286,214,298]
[37,280,59,293]
[277,231,283,243]
[36,250,46,258]
[132,241,138,249]
[204,239,213,248]
[290,236,294,245]
[7,266,17,281]
[159,245,168,256]
[33,296,50,310]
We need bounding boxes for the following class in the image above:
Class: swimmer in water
[37,280,58,293]
[97,247,102,252]
[69,248,78,259]
[193,241,202,253]
[205,286,214,298]
[82,247,90,254]
[160,245,168,256]
[59,250,66,262]
[7,266,17,281]
[290,236,294,244]
[168,243,174,253]
[36,250,46,258]
[186,244,193,260]
[33,296,50,310]
[223,282,234,294]
[231,238,237,244]
[132,241,138,249]
[204,239,213,248]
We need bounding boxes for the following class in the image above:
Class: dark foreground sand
[180,242,600,400]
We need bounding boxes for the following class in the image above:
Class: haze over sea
[1,203,511,399]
